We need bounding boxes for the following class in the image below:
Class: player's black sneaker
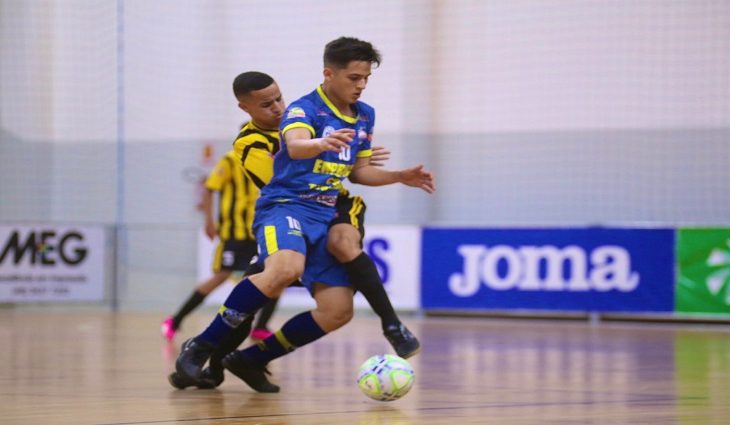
[383,323,421,359]
[221,351,280,393]
[175,338,215,382]
[167,370,220,390]
[198,366,224,389]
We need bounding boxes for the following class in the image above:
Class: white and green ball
[357,354,415,401]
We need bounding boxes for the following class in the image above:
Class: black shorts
[329,194,367,240]
[212,239,257,273]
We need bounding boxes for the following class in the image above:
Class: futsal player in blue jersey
[175,37,435,392]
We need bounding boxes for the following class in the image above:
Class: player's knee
[327,230,361,262]
[323,305,354,330]
[275,266,302,287]
[262,264,302,290]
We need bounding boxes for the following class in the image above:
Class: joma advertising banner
[0,224,106,302]
[421,228,675,312]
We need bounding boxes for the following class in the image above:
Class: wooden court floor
[2,310,730,424]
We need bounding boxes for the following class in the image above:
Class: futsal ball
[357,354,415,401]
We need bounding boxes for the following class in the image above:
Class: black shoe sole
[397,344,422,359]
[168,372,219,390]
[221,354,280,393]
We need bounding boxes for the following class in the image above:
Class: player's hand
[205,220,217,240]
[398,164,436,194]
[315,128,354,153]
[369,146,391,167]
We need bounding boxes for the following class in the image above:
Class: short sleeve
[204,156,231,191]
[280,101,316,138]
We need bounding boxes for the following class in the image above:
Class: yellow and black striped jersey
[232,121,280,189]
[232,120,350,196]
[204,150,258,241]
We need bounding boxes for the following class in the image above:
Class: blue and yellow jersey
[257,85,374,212]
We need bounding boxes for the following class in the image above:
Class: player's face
[324,60,372,106]
[238,82,285,130]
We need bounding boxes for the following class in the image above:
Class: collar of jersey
[248,120,278,134]
[316,85,358,124]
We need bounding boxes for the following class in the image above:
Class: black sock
[343,252,399,329]
[209,316,253,371]
[172,290,206,329]
[254,297,279,330]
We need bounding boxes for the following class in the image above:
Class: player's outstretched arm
[286,128,355,160]
[349,159,436,194]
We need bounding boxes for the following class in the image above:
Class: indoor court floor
[2,310,730,424]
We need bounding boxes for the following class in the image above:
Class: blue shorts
[253,202,350,291]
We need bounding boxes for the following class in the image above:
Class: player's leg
[169,243,261,389]
[222,284,354,393]
[200,314,255,388]
[173,206,306,384]
[174,249,303,382]
[229,259,281,340]
[251,297,278,340]
[327,195,421,358]
[168,312,254,390]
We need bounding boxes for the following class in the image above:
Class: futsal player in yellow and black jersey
[161,149,259,342]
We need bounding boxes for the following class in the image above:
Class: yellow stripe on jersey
[281,122,315,138]
[349,196,364,229]
[316,85,358,124]
[264,225,278,254]
[356,148,373,158]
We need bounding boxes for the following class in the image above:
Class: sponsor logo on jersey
[312,159,353,177]
[286,107,306,119]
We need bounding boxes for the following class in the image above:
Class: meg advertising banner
[0,224,106,302]
[421,228,675,312]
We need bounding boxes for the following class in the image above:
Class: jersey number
[286,216,301,231]
[339,147,351,161]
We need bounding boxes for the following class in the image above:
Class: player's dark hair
[233,71,274,98]
[323,37,381,69]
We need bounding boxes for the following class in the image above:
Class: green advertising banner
[676,228,730,314]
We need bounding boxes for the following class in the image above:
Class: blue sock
[242,311,327,365]
[198,277,270,345]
